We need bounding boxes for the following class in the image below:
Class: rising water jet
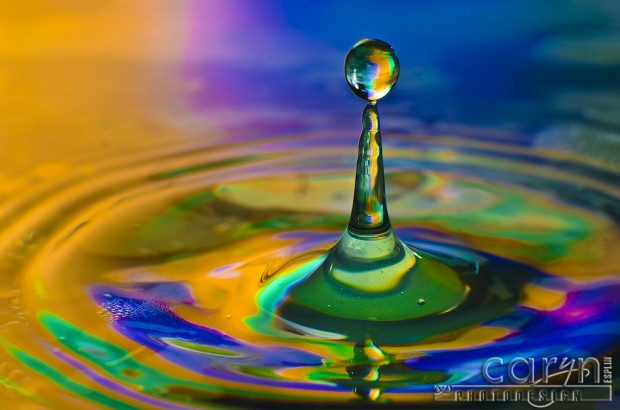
[277,39,474,331]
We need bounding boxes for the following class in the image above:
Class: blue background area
[186,0,620,144]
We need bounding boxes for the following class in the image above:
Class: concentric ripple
[0,132,619,408]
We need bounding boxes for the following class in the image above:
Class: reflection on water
[1,132,618,407]
[0,1,619,408]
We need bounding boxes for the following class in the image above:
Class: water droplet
[417,298,426,305]
[278,39,470,327]
[345,39,399,101]
[225,314,232,320]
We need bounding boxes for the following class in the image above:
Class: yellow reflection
[0,1,192,176]
[520,283,566,311]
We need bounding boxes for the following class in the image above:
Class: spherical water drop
[417,298,426,305]
[344,39,399,101]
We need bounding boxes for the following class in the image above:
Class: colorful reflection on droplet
[345,39,400,102]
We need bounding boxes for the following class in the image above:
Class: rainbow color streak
[0,1,619,408]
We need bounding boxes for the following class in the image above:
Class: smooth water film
[1,7,620,410]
